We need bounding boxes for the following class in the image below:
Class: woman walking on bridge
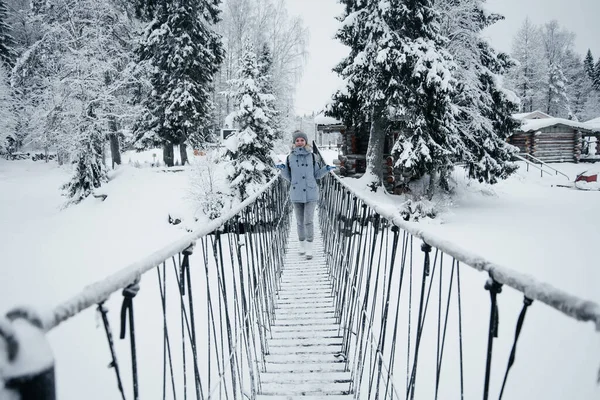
[276,130,335,259]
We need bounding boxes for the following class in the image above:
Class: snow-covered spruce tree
[584,50,595,81]
[0,0,16,68]
[257,42,283,140]
[331,0,458,191]
[134,0,224,166]
[62,106,108,204]
[225,38,276,201]
[506,18,546,113]
[437,0,519,184]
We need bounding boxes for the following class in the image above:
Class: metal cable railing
[318,170,600,399]
[1,175,291,400]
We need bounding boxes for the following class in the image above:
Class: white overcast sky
[283,0,600,116]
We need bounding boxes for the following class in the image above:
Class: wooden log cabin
[508,111,597,163]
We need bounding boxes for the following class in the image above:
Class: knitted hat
[292,130,308,143]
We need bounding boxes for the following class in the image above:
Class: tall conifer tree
[225,39,276,200]
[134,0,224,166]
[583,49,595,80]
[438,0,519,184]
[330,0,459,190]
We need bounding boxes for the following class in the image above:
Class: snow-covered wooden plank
[260,381,351,395]
[260,371,351,384]
[264,361,347,373]
[256,395,352,400]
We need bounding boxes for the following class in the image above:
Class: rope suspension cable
[182,246,203,400]
[406,243,434,400]
[384,230,409,400]
[214,229,240,400]
[119,279,140,400]
[339,195,360,357]
[353,212,383,398]
[245,215,270,371]
[344,202,369,374]
[211,233,229,400]
[435,257,458,400]
[498,296,533,399]
[156,263,177,400]
[365,215,389,400]
[97,303,126,400]
[232,208,257,397]
[332,189,352,321]
[370,224,400,400]
[243,205,267,386]
[177,255,187,400]
[201,237,227,400]
[483,277,503,400]
[166,255,205,400]
[224,219,245,395]
[456,261,465,399]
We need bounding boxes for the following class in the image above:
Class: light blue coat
[280,147,329,203]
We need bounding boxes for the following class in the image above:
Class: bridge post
[1,309,55,400]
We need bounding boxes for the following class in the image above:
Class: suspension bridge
[2,150,600,400]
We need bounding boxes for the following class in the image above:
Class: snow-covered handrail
[331,173,600,331]
[42,175,283,332]
[514,153,571,180]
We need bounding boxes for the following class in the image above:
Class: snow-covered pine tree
[507,18,546,113]
[225,38,276,201]
[257,42,282,140]
[0,0,17,68]
[330,0,458,191]
[583,50,595,81]
[437,0,519,184]
[134,0,224,166]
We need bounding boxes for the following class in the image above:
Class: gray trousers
[293,202,316,242]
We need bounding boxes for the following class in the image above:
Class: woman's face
[295,137,306,147]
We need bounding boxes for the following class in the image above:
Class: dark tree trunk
[365,105,386,190]
[163,142,174,167]
[108,117,121,168]
[179,142,188,165]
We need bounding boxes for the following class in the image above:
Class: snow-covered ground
[1,151,599,398]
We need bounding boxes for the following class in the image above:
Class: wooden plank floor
[257,211,353,399]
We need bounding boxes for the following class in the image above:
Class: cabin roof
[519,117,595,133]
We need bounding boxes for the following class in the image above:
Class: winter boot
[305,241,314,260]
[299,240,306,255]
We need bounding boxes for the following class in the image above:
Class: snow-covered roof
[512,110,552,121]
[519,117,593,133]
[585,117,600,131]
[314,113,342,126]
